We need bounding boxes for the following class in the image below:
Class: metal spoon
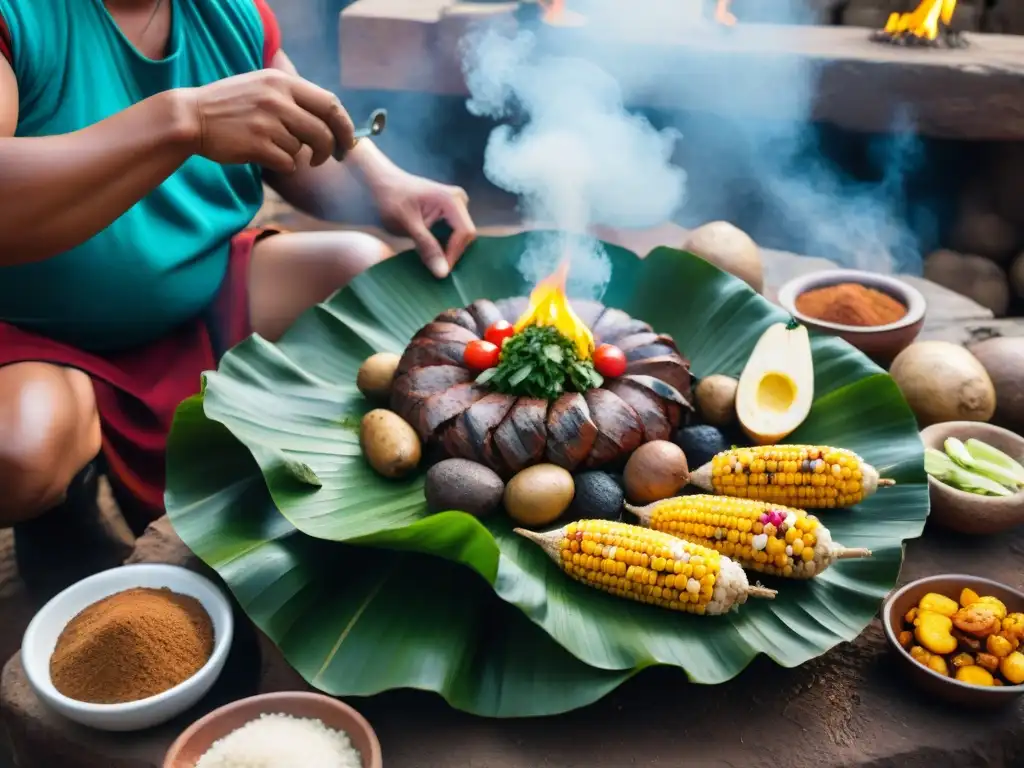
[354,108,387,139]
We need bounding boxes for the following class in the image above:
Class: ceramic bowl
[21,564,234,732]
[919,421,1024,535]
[882,574,1024,707]
[777,268,926,362]
[163,692,383,768]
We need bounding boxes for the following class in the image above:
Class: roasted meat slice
[493,397,549,475]
[410,383,486,442]
[413,321,480,345]
[391,365,473,430]
[625,354,692,398]
[615,332,679,362]
[545,392,598,471]
[494,297,528,325]
[433,308,480,335]
[617,374,692,426]
[443,393,517,471]
[603,379,674,441]
[591,308,652,344]
[467,299,505,335]
[583,388,644,468]
[396,337,469,375]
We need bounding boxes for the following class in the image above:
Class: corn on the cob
[515,519,776,616]
[690,445,895,509]
[627,494,871,579]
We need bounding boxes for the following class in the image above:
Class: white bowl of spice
[777,268,927,364]
[21,563,234,732]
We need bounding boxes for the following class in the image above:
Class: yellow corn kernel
[691,444,894,509]
[951,652,975,669]
[1000,651,1024,685]
[627,495,871,580]
[976,652,1000,672]
[909,646,930,664]
[918,592,959,618]
[897,630,913,649]
[515,520,776,616]
[976,595,1008,621]
[904,607,918,624]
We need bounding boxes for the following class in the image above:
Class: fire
[514,261,595,359]
[883,0,956,40]
[539,0,586,28]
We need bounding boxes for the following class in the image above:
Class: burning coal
[872,0,968,48]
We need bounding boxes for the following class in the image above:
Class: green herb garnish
[476,324,603,400]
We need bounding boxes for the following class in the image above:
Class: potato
[950,205,1018,263]
[889,341,996,426]
[623,441,689,504]
[968,336,1024,435]
[694,374,738,427]
[360,408,421,478]
[425,459,504,518]
[504,464,574,528]
[923,250,1010,316]
[357,352,401,400]
[683,221,763,294]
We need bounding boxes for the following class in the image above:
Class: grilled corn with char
[516,519,776,616]
[628,494,871,579]
[690,445,894,509]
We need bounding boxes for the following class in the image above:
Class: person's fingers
[288,81,356,159]
[277,102,336,166]
[256,143,298,175]
[438,190,477,268]
[266,121,303,159]
[406,218,450,279]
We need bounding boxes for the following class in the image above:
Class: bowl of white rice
[163,691,382,768]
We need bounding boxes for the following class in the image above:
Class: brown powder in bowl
[795,282,907,327]
[49,587,215,704]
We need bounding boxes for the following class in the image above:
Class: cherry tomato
[485,320,515,347]
[464,339,501,371]
[593,344,627,378]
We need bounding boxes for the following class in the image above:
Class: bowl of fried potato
[883,574,1024,706]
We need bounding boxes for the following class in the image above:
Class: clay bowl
[883,574,1024,707]
[164,692,383,768]
[920,421,1024,535]
[777,269,926,363]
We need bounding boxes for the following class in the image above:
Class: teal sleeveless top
[0,0,267,351]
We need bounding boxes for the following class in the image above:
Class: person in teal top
[0,0,477,587]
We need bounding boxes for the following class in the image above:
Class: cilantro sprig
[476,324,603,400]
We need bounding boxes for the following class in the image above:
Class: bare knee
[249,230,396,341]
[0,364,101,527]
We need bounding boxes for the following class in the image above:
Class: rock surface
[3,518,1024,768]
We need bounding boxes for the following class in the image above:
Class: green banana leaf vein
[165,232,928,716]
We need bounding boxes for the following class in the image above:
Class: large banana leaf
[165,232,928,715]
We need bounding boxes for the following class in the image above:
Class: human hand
[183,70,356,173]
[373,173,477,278]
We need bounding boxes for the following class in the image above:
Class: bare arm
[263,50,405,221]
[0,56,198,267]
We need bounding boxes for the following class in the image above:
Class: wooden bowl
[920,421,1024,535]
[883,574,1024,707]
[163,692,383,768]
[777,269,926,364]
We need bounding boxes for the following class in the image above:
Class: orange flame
[539,0,587,27]
[514,261,595,359]
[883,0,957,40]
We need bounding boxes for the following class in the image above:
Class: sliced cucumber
[965,438,1024,485]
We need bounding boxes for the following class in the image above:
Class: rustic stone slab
[4,518,1024,768]
[340,0,1024,140]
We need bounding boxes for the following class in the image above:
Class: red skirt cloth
[0,229,275,527]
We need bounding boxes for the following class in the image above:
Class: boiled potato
[968,336,1024,436]
[623,441,689,504]
[889,341,996,426]
[683,221,763,294]
[360,409,421,478]
[504,464,574,528]
[694,375,738,427]
[357,352,402,400]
